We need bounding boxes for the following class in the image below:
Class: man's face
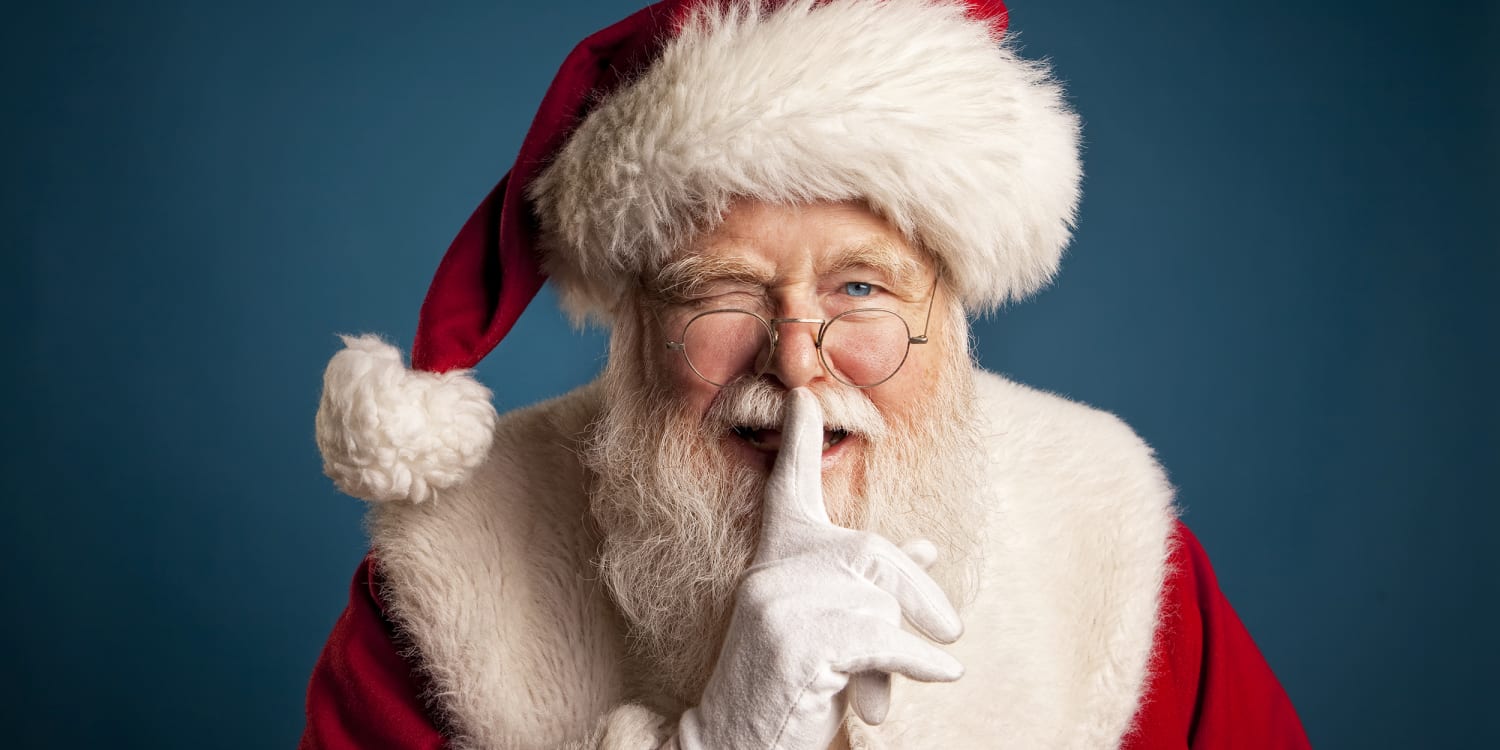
[648,199,953,516]
[585,199,979,705]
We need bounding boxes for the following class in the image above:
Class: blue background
[2,0,1494,746]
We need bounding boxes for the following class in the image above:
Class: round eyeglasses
[664,283,937,389]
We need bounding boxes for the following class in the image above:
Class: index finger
[763,388,831,531]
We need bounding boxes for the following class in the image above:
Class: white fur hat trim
[529,0,1083,320]
[315,334,497,503]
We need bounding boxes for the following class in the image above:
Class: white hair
[583,295,982,705]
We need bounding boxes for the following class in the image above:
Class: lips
[731,425,850,452]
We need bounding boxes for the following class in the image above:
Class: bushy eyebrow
[648,253,771,305]
[647,238,932,304]
[820,240,929,297]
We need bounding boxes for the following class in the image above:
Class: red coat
[301,521,1308,749]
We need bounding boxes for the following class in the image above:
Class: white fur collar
[367,369,1175,748]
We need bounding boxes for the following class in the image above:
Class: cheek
[659,342,721,419]
[862,323,954,421]
[862,367,925,425]
[626,303,718,418]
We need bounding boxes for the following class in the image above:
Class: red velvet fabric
[410,0,692,373]
[1121,525,1312,749]
[300,558,445,750]
[300,523,1309,748]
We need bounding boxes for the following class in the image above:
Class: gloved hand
[674,388,965,750]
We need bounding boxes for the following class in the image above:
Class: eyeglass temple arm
[909,275,940,345]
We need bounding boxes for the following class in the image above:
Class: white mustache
[706,379,889,442]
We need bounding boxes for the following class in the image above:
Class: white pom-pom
[315,334,497,503]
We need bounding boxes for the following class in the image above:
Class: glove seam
[768,670,828,749]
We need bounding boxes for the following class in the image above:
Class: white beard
[583,317,983,707]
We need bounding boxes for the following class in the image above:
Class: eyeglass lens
[680,309,911,387]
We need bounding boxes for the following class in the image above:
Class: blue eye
[842,281,874,297]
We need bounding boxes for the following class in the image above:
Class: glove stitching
[768,670,827,750]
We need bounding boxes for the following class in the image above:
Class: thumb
[848,671,892,725]
[764,387,830,531]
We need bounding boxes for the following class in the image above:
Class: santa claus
[302,1,1310,748]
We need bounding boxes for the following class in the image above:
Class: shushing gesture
[675,388,965,749]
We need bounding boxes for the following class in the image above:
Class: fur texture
[367,369,1175,748]
[529,0,1082,323]
[869,372,1176,748]
[315,334,497,503]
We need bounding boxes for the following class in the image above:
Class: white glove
[674,388,964,750]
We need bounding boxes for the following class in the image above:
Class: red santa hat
[316,0,1081,503]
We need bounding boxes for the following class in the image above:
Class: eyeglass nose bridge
[765,317,829,347]
[755,317,829,382]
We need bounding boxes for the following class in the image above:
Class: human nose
[763,317,826,389]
